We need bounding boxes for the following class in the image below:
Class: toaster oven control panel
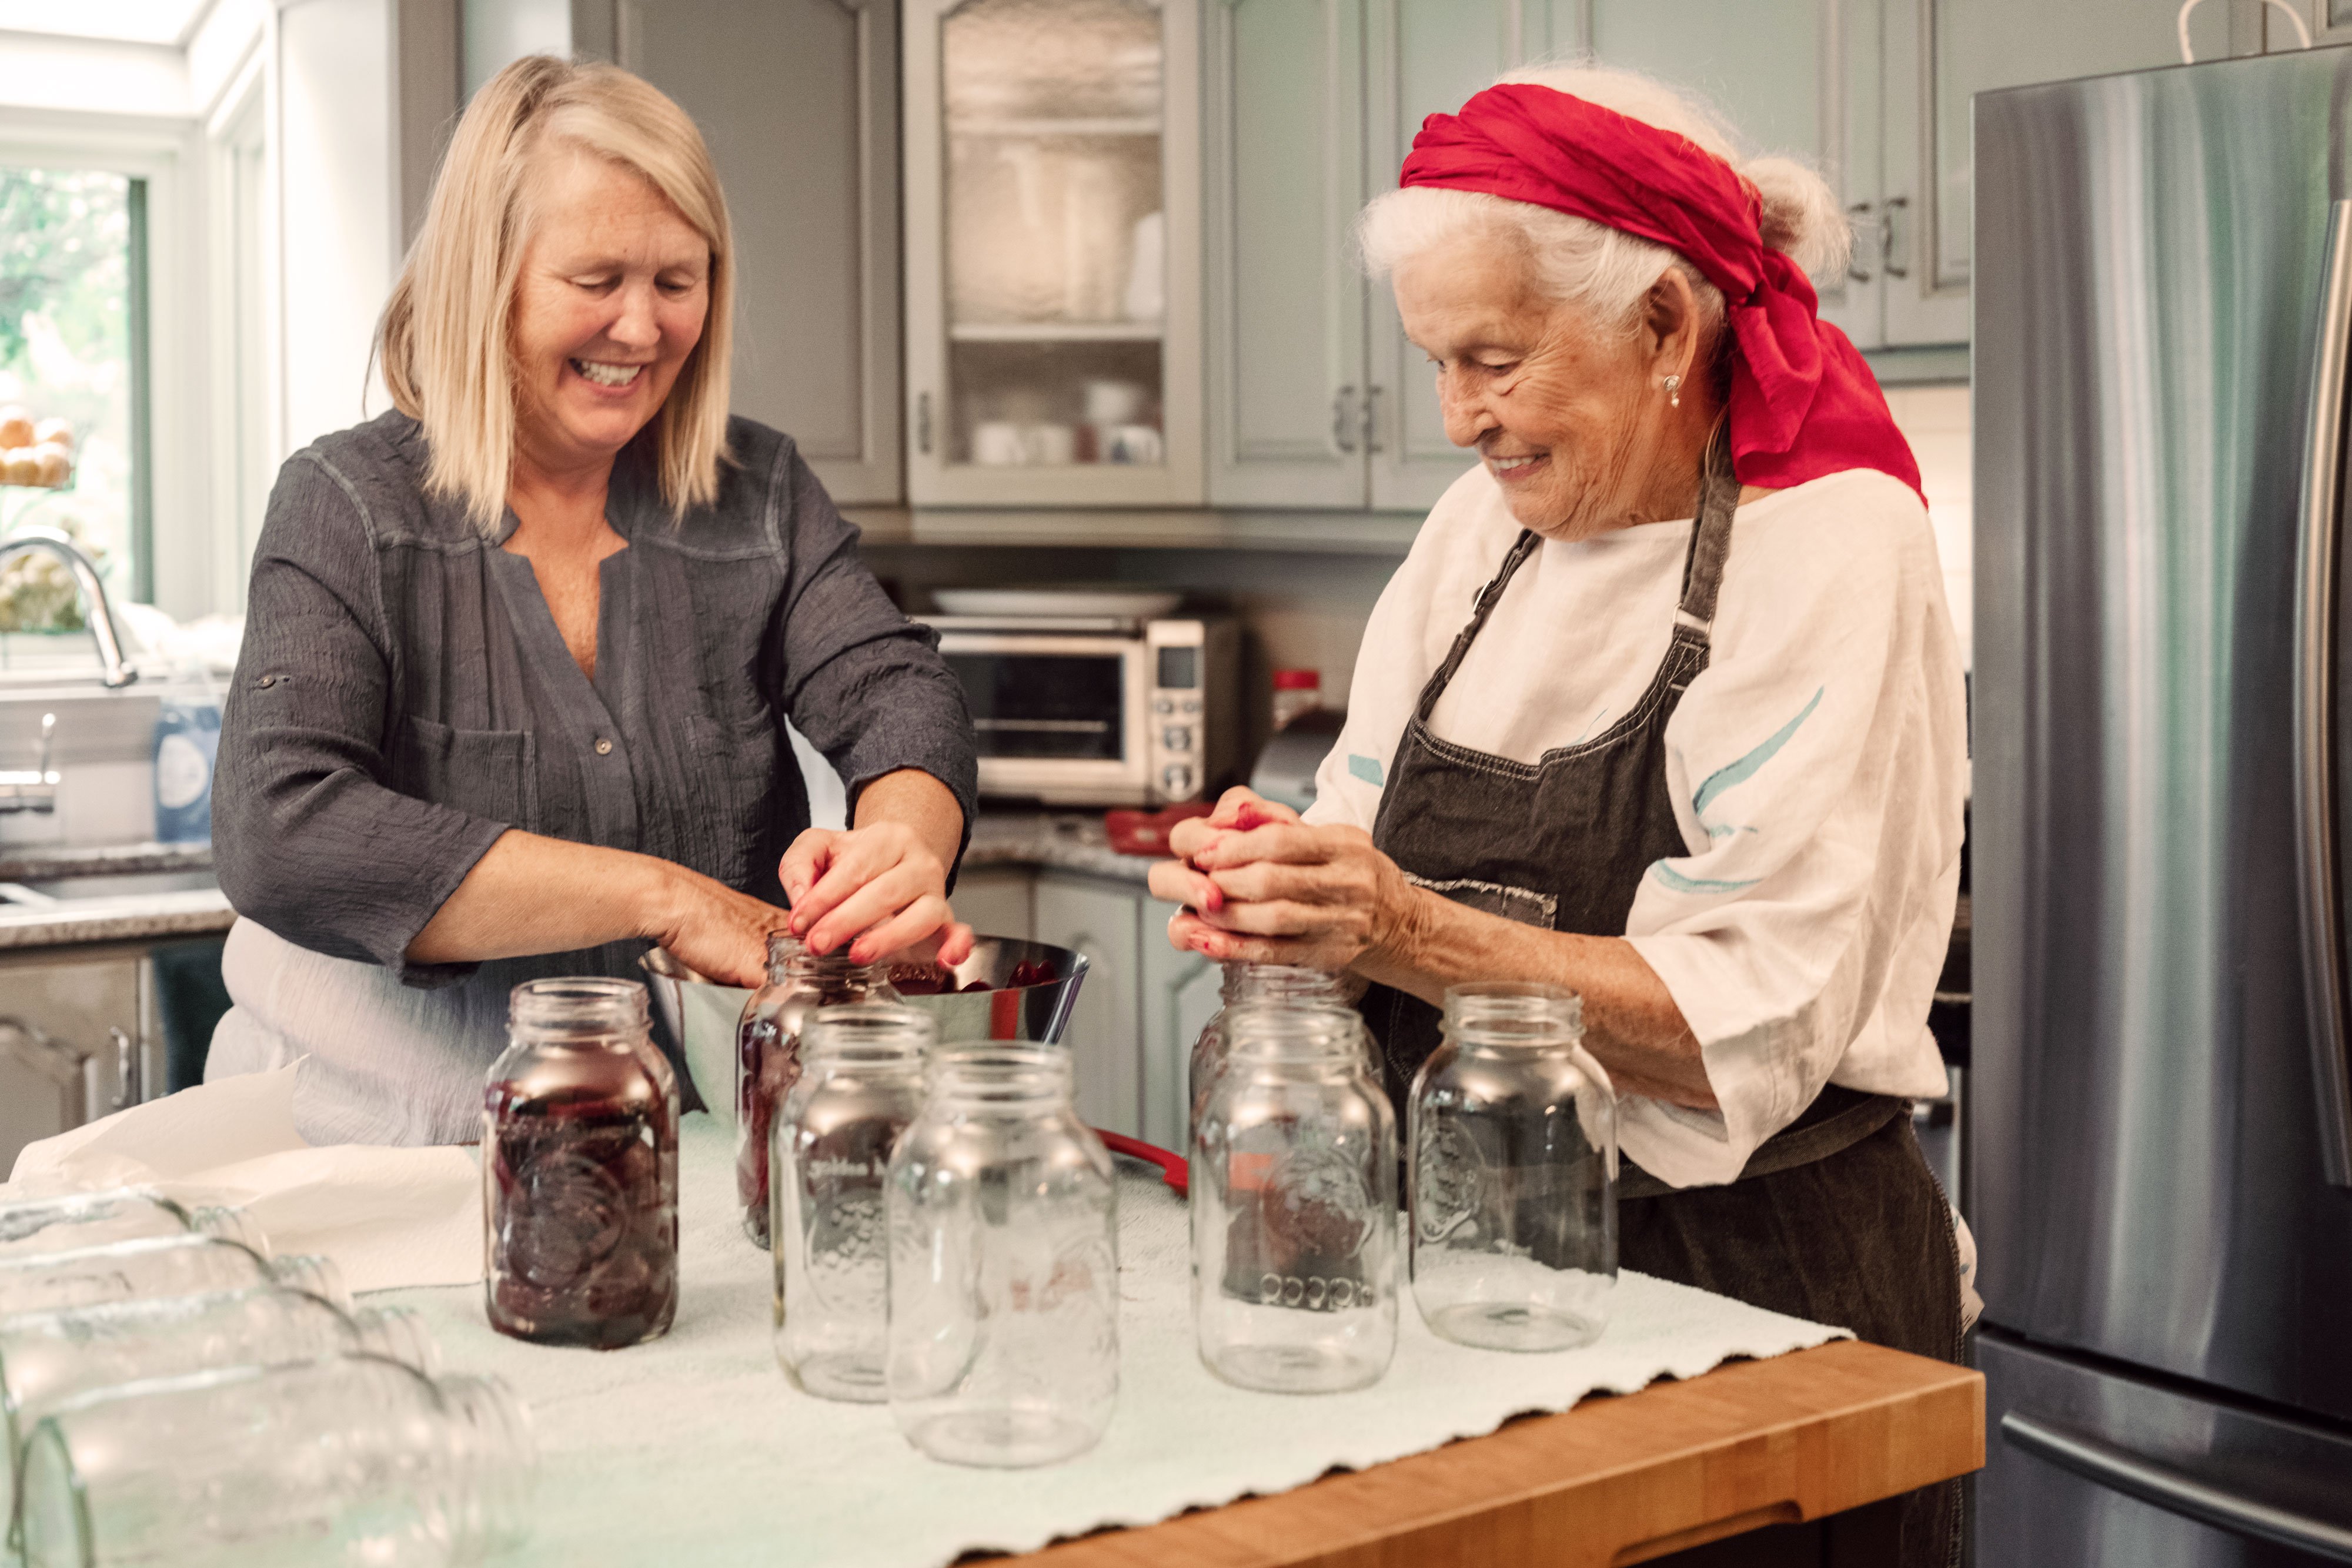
[1144,620,1239,807]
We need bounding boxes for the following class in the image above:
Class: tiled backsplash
[1882,385,1973,668]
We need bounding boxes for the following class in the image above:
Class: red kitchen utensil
[1093,1128,1188,1195]
[1104,801,1214,857]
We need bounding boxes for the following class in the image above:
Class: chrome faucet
[0,527,138,688]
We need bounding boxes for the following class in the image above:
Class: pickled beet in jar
[485,978,679,1349]
[736,935,900,1249]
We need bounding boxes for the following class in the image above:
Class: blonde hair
[376,56,734,530]
[1357,63,1848,345]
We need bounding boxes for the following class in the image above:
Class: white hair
[1357,63,1850,346]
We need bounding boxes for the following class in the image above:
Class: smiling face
[1393,232,1695,541]
[508,148,710,483]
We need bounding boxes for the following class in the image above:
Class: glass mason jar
[483,977,679,1350]
[1187,964,1371,1135]
[1409,982,1617,1352]
[0,1286,440,1520]
[0,1189,266,1261]
[1191,1004,1398,1393]
[737,935,901,1248]
[16,1355,536,1568]
[0,1234,342,1320]
[887,1044,1118,1467]
[773,1002,937,1402]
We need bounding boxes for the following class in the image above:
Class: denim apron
[1358,449,1962,1565]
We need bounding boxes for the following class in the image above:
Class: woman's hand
[779,820,974,967]
[643,862,791,989]
[1146,787,1421,971]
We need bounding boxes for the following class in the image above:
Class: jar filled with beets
[483,977,679,1349]
[737,936,900,1248]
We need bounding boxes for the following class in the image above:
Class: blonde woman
[209,58,976,1144]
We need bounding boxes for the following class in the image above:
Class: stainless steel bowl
[640,938,1090,1124]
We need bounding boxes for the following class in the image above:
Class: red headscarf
[1399,83,1922,500]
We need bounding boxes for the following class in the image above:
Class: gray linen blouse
[208,410,975,1144]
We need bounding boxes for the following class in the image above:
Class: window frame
[0,106,206,618]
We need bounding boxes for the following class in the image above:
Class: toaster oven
[925,614,1241,807]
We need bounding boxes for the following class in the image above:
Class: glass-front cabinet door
[904,0,1204,506]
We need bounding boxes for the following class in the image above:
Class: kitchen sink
[0,870,221,904]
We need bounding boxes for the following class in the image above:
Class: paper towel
[4,1063,481,1293]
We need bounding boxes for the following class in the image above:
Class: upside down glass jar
[738,935,901,1248]
[1186,964,1372,1137]
[0,1189,267,1261]
[887,1045,1118,1467]
[16,1355,536,1568]
[1191,1004,1397,1393]
[483,977,679,1349]
[0,1233,343,1319]
[773,1002,937,1402]
[1409,982,1617,1352]
[0,1285,440,1523]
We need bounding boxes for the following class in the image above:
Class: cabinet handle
[1364,385,1384,454]
[107,1026,133,1109]
[1332,386,1358,453]
[916,391,934,456]
[1884,195,1911,281]
[1846,201,1877,283]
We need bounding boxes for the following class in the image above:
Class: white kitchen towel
[375,1114,1852,1568]
[4,1062,480,1292]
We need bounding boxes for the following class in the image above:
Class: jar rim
[507,977,648,1031]
[926,1042,1074,1101]
[1444,981,1582,1035]
[1221,1002,1364,1060]
[802,1002,936,1064]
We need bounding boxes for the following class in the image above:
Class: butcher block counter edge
[1001,1339,1983,1568]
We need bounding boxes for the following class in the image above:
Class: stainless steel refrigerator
[1975,46,2352,1566]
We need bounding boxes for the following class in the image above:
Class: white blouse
[1306,463,1967,1189]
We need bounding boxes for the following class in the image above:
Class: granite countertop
[0,841,233,952]
[966,810,1158,884]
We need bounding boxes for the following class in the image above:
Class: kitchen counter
[0,841,232,951]
[967,810,1157,884]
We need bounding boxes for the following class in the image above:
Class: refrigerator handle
[2002,1414,2352,1559]
[2292,198,2352,1189]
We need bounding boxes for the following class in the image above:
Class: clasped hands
[1147,787,1418,973]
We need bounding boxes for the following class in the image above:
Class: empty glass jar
[887,1044,1118,1467]
[0,1233,342,1319]
[1410,982,1617,1352]
[773,1002,937,1402]
[738,935,901,1247]
[15,1355,536,1568]
[483,977,679,1349]
[1192,1004,1397,1393]
[1188,964,1372,1137]
[0,1189,266,1261]
[0,1286,440,1520]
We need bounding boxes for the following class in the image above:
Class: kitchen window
[0,164,151,628]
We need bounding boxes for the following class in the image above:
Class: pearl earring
[1663,374,1683,407]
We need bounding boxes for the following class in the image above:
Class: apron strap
[1672,432,1740,638]
[1410,528,1541,723]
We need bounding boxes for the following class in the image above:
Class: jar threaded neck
[1444,981,1583,1045]
[801,1003,936,1069]
[507,977,649,1035]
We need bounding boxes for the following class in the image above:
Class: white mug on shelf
[1082,379,1148,426]
[1101,423,1164,464]
[1024,423,1078,466]
[973,420,1030,466]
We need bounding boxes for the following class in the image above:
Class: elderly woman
[1152,64,1965,1562]
[209,58,976,1144]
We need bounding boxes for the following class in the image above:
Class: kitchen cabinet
[901,0,1206,506]
[616,0,904,504]
[950,866,1035,941]
[1033,871,1146,1135]
[1205,0,1578,511]
[1137,892,1217,1150]
[0,944,153,1174]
